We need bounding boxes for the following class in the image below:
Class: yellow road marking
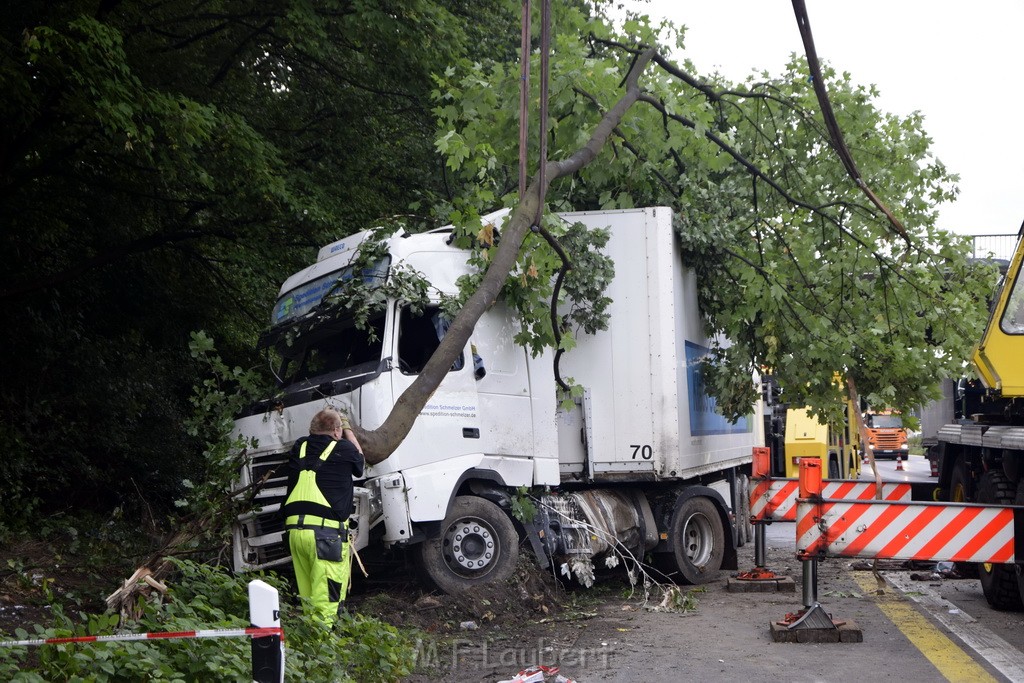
[850,571,997,683]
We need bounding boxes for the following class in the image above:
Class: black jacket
[283,433,364,523]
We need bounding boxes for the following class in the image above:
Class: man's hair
[309,409,343,435]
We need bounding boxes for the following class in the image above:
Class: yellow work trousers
[288,527,351,625]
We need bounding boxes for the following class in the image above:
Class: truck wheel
[948,458,980,576]
[977,472,1023,610]
[669,496,725,584]
[950,458,969,502]
[415,496,519,594]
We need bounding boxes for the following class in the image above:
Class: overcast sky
[614,1,1024,237]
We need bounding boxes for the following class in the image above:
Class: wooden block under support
[727,575,797,593]
[769,619,863,643]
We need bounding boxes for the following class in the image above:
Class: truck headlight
[868,444,875,450]
[901,444,909,450]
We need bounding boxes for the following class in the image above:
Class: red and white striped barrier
[796,499,1017,562]
[751,478,911,522]
[740,448,910,585]
[0,626,283,649]
[794,459,1023,564]
[770,456,1024,632]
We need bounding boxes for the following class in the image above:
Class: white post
[248,579,284,683]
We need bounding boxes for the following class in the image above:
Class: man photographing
[281,408,364,625]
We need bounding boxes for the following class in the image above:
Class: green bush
[0,560,416,682]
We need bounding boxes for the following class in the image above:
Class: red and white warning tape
[0,626,283,648]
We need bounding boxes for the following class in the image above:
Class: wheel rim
[442,516,499,578]
[952,481,966,503]
[682,512,714,567]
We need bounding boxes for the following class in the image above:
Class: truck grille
[235,450,291,571]
[252,511,285,536]
[252,459,286,484]
[873,431,903,450]
[234,450,377,571]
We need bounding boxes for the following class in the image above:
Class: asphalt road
[556,454,1024,683]
[859,451,937,493]
[416,456,1024,682]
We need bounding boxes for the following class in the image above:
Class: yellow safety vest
[282,440,341,529]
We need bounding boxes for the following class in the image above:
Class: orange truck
[863,411,908,460]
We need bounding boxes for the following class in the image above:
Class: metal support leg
[755,523,767,568]
[801,559,817,608]
[778,559,837,632]
[735,522,789,583]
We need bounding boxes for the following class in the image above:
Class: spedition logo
[421,402,478,418]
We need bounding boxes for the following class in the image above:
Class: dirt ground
[348,554,662,682]
[0,536,118,637]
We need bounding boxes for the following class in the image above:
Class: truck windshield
[869,415,903,429]
[271,256,389,327]
[276,314,385,387]
[1000,266,1024,334]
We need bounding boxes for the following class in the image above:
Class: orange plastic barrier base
[736,567,783,581]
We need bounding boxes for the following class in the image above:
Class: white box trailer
[555,209,758,482]
[232,207,761,593]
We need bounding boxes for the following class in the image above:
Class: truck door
[470,304,536,459]
[390,303,481,465]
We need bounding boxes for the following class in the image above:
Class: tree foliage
[0,1,996,518]
[0,0,517,521]
[416,6,994,434]
[0,559,416,682]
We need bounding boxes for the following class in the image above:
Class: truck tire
[669,496,725,584]
[950,457,969,502]
[948,457,980,577]
[977,472,1023,610]
[828,454,841,480]
[415,496,519,594]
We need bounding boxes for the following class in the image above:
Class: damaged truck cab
[232,207,761,593]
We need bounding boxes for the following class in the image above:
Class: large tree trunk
[357,47,657,465]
